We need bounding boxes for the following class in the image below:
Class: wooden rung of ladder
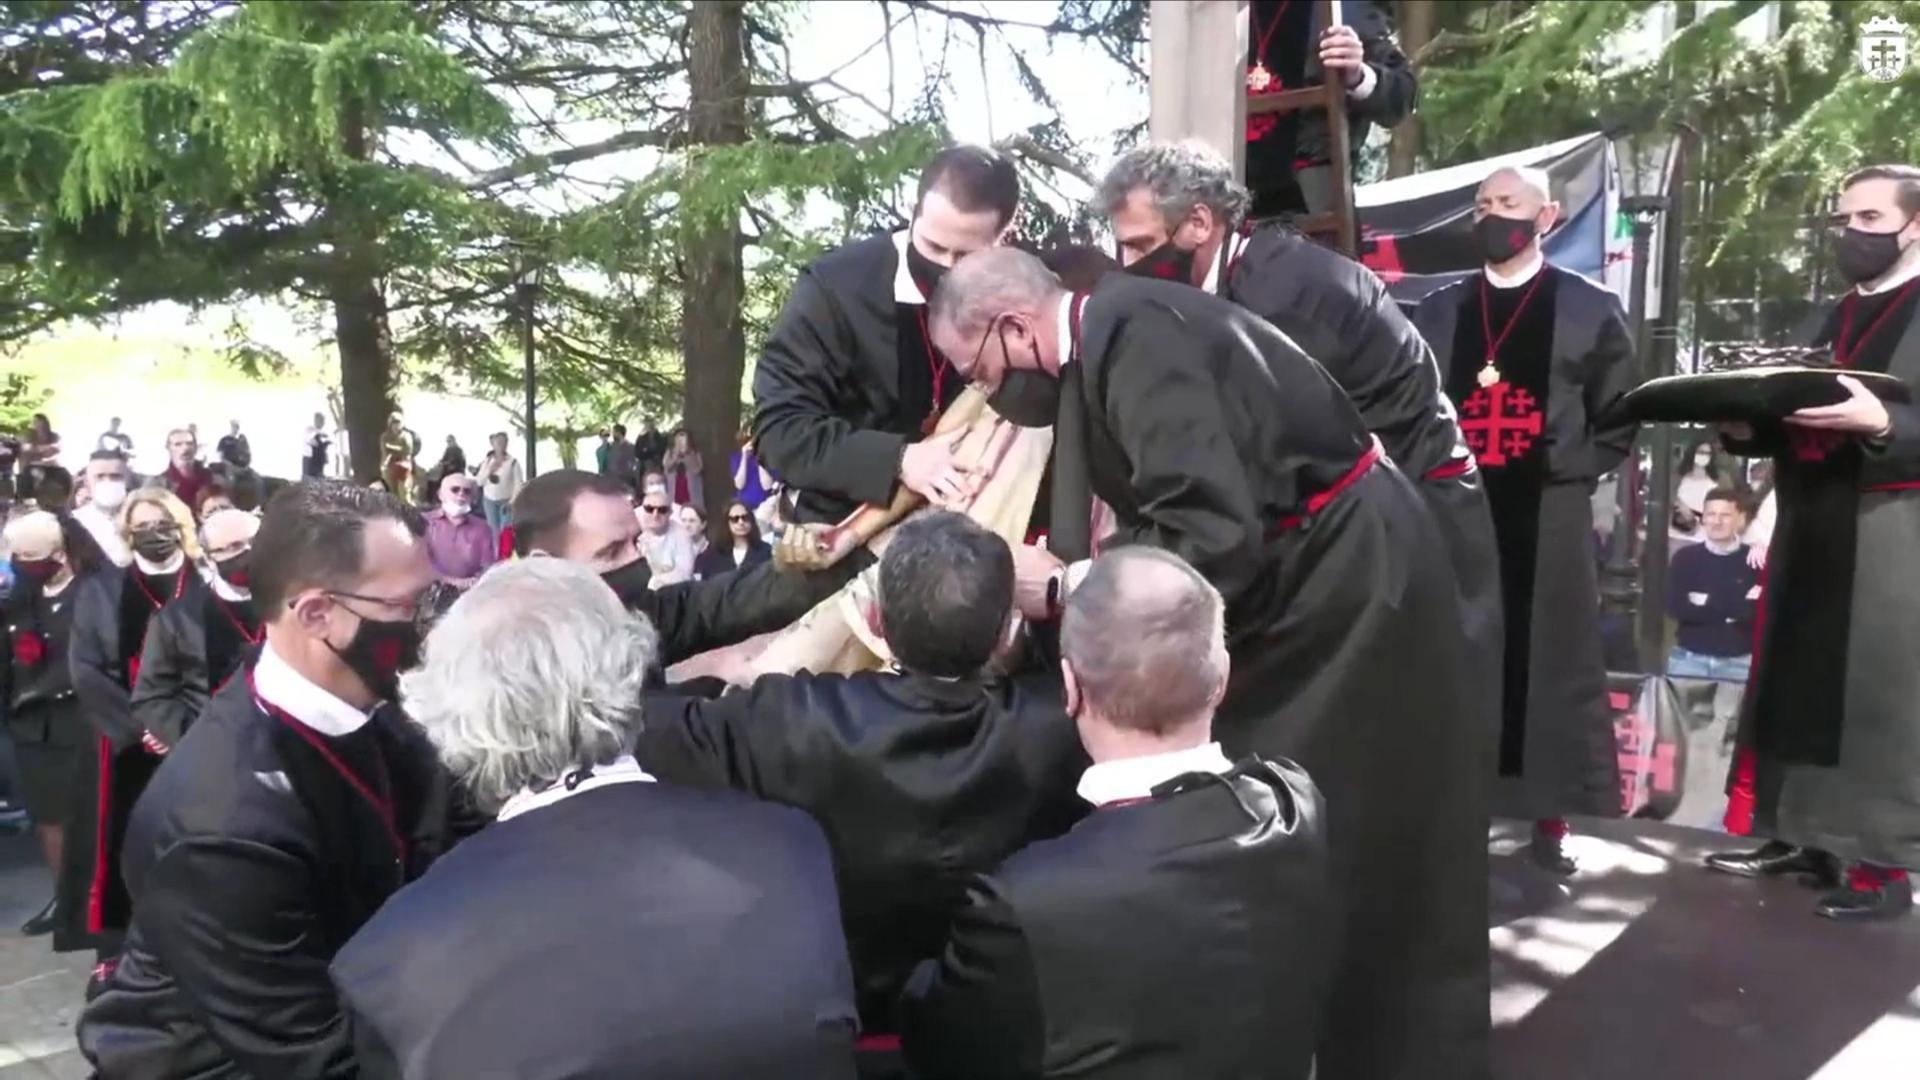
[1242,0,1357,256]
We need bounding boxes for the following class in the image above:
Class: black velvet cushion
[1605,365,1912,426]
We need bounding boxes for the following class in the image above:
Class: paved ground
[0,820,1912,1078]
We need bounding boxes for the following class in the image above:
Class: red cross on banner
[1788,426,1847,462]
[1459,382,1544,468]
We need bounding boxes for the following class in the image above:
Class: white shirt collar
[1484,248,1546,288]
[496,754,655,822]
[1201,231,1245,295]
[1858,253,1920,296]
[1056,291,1077,368]
[253,640,373,736]
[210,571,251,603]
[1076,742,1233,807]
[133,551,185,576]
[1703,537,1742,556]
[892,228,923,305]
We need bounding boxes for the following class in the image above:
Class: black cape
[637,669,1088,1032]
[753,231,966,523]
[79,672,455,1079]
[332,782,859,1080]
[1221,225,1503,746]
[1414,264,1636,820]
[130,590,261,748]
[1065,275,1489,1080]
[58,563,204,953]
[1730,281,1920,869]
[611,553,871,668]
[900,757,1334,1080]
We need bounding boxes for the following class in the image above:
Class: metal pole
[1601,208,1660,626]
[1636,131,1693,675]
[519,276,538,477]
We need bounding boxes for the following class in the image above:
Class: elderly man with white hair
[902,546,1334,1079]
[131,508,263,751]
[330,557,858,1080]
[1412,164,1638,877]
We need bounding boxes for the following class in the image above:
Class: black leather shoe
[1704,840,1839,886]
[1816,874,1914,921]
[19,896,56,937]
[1529,824,1577,876]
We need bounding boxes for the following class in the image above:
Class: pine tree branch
[464,125,686,189]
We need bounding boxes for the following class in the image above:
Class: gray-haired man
[1098,140,1502,754]
[902,546,1334,1079]
[332,557,858,1079]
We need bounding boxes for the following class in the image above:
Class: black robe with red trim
[1064,273,1489,1080]
[1727,280,1920,869]
[1414,264,1637,822]
[131,590,261,749]
[752,232,966,524]
[56,563,203,953]
[1222,224,1503,749]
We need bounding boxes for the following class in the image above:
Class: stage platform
[1492,817,1920,1078]
[0,821,1912,1076]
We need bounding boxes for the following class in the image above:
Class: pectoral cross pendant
[1247,63,1275,93]
[1477,363,1502,388]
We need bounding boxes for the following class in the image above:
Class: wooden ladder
[1243,0,1357,255]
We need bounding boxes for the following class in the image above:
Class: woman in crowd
[695,500,772,581]
[678,504,710,563]
[731,428,774,511]
[1671,436,1725,544]
[663,428,703,511]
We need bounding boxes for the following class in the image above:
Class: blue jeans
[1667,646,1750,683]
[482,497,511,538]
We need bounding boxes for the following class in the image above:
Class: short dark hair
[251,481,424,615]
[196,482,231,513]
[612,423,627,436]
[87,449,127,466]
[1703,486,1747,515]
[1843,164,1920,217]
[916,145,1022,230]
[878,511,1013,677]
[511,469,632,557]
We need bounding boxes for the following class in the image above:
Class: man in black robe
[1706,164,1920,920]
[1097,140,1502,744]
[509,470,866,668]
[130,509,262,750]
[1244,0,1416,218]
[901,546,1333,1080]
[928,249,1487,1080]
[637,512,1087,1062]
[79,481,456,1077]
[754,145,1021,523]
[1413,165,1636,874]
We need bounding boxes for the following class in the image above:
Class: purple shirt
[424,510,496,583]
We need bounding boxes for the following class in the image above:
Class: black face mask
[1123,240,1198,285]
[977,319,1061,428]
[130,529,181,563]
[1834,223,1915,285]
[599,556,653,604]
[215,551,252,590]
[10,557,59,588]
[1472,214,1539,265]
[905,239,949,299]
[327,608,423,704]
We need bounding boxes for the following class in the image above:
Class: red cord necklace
[132,564,189,610]
[1476,269,1547,388]
[1247,2,1292,93]
[1832,278,1920,368]
[215,594,263,645]
[915,307,950,436]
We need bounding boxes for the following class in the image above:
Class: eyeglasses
[727,515,752,523]
[641,505,671,514]
[326,587,431,624]
[131,523,181,538]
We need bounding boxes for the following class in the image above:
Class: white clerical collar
[133,551,185,576]
[253,640,373,736]
[210,571,250,603]
[1858,254,1920,296]
[1076,741,1233,807]
[892,229,923,305]
[1201,231,1246,295]
[1484,249,1546,289]
[1056,291,1077,368]
[496,754,656,822]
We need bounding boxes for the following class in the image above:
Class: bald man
[928,248,1487,1080]
[2,512,85,935]
[1412,165,1638,873]
[131,509,263,750]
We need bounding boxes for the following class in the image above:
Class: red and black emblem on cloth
[10,629,45,668]
[1459,383,1544,468]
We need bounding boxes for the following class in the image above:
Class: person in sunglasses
[60,488,205,973]
[695,500,772,581]
[129,508,263,753]
[80,481,459,1079]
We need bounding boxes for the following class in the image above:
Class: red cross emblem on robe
[1459,381,1544,468]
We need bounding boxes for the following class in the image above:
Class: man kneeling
[902,547,1334,1079]
[331,558,858,1079]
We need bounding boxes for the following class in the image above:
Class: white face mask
[91,479,128,511]
[441,499,471,519]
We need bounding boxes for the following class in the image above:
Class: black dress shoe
[1704,840,1839,886]
[19,896,56,937]
[1816,873,1914,921]
[1528,824,1577,876]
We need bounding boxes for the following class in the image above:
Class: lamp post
[515,265,540,477]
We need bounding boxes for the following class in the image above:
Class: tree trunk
[331,102,396,485]
[682,0,749,539]
[1387,0,1435,178]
